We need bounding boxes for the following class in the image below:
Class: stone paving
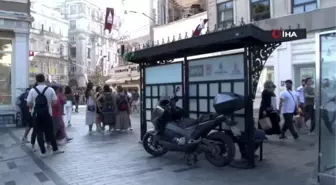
[0,107,318,185]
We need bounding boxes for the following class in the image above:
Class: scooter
[142,88,245,167]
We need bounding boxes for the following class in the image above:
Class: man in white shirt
[296,79,306,108]
[279,79,299,140]
[26,74,64,157]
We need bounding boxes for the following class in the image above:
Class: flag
[192,19,208,37]
[104,8,114,33]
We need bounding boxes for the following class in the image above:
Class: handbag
[87,105,96,112]
[259,117,272,130]
[294,115,304,129]
[288,90,298,115]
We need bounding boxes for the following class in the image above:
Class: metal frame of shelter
[124,21,307,168]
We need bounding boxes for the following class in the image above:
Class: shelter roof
[124,24,306,63]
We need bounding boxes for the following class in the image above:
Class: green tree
[89,64,109,87]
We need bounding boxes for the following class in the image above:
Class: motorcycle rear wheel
[204,132,236,167]
[143,132,168,157]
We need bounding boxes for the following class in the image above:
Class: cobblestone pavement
[1,108,317,185]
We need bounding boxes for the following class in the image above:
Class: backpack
[33,87,49,118]
[117,94,129,111]
[102,93,115,113]
[102,93,116,123]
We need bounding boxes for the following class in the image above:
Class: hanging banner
[104,8,114,33]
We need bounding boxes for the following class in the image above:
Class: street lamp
[124,10,155,22]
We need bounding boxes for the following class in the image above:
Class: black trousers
[304,105,315,132]
[281,113,298,139]
[34,114,58,154]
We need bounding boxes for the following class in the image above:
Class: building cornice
[0,10,33,22]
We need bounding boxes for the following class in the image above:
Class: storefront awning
[105,77,139,85]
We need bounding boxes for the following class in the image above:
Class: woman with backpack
[115,86,131,131]
[96,84,116,132]
[85,82,99,132]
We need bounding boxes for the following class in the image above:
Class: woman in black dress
[258,81,281,135]
[95,86,103,132]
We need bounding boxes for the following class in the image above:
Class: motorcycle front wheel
[142,131,168,157]
[204,132,236,167]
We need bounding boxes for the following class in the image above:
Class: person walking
[85,82,98,132]
[115,86,131,131]
[303,77,316,135]
[132,90,140,113]
[258,81,281,136]
[20,88,34,144]
[74,92,79,113]
[64,86,75,127]
[26,74,64,157]
[278,80,299,140]
[52,86,72,142]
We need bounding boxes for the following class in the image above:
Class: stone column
[75,33,87,87]
[14,31,29,98]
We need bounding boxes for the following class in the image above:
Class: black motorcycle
[142,88,245,167]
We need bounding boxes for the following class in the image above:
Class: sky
[33,0,150,36]
[32,0,122,9]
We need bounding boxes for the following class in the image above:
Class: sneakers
[40,153,47,158]
[279,135,288,139]
[53,149,65,155]
[21,137,30,145]
[66,137,73,142]
[129,128,133,131]
[67,122,72,127]
[308,132,315,136]
[31,145,36,152]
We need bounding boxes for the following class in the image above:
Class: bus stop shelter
[124,22,307,168]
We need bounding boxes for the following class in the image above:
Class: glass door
[317,30,336,184]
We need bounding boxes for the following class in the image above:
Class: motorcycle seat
[178,118,199,128]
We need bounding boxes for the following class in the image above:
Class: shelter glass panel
[210,83,219,97]
[221,82,231,92]
[318,31,336,181]
[189,84,197,96]
[198,84,207,96]
[145,63,182,84]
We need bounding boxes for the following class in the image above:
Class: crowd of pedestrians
[18,73,138,157]
[258,77,317,140]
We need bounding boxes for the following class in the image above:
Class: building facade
[0,0,32,116]
[154,0,207,25]
[107,0,154,90]
[207,0,336,102]
[29,2,69,85]
[47,0,120,87]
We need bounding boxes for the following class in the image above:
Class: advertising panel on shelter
[145,63,182,84]
[188,54,244,82]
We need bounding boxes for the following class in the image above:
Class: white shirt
[296,86,305,104]
[280,90,297,114]
[127,92,132,99]
[26,84,57,116]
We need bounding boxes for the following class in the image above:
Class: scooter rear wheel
[143,132,168,157]
[204,132,236,167]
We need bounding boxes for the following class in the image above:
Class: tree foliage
[89,64,109,87]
